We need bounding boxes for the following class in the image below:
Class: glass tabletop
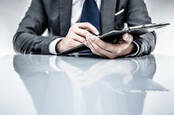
[0,54,173,115]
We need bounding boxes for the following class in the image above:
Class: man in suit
[13,0,156,59]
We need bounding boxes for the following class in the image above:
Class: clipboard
[57,23,170,56]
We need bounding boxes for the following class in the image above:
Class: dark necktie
[80,0,101,34]
[78,0,101,56]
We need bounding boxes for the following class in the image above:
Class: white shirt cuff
[127,41,140,57]
[49,38,63,54]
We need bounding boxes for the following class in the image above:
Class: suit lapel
[101,0,117,34]
[59,0,72,36]
[59,0,117,36]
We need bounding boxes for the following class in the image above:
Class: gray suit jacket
[13,0,156,56]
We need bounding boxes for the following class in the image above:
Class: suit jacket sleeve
[13,0,59,55]
[126,0,157,56]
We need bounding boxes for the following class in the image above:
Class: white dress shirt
[49,0,139,56]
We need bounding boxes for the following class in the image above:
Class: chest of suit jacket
[42,0,128,36]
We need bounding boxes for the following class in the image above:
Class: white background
[0,0,173,56]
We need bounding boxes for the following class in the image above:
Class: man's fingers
[109,33,133,53]
[90,33,133,57]
[75,28,92,38]
[86,37,102,56]
[92,36,115,53]
[117,33,133,49]
[69,39,82,48]
[71,33,86,43]
[122,33,133,44]
[77,23,99,35]
[87,37,116,59]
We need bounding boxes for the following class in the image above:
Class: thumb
[122,33,133,43]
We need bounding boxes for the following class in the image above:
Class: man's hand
[85,33,135,59]
[56,23,99,52]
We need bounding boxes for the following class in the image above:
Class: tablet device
[57,23,170,56]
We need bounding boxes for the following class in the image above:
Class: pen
[115,9,124,16]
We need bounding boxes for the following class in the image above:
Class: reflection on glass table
[13,55,168,115]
